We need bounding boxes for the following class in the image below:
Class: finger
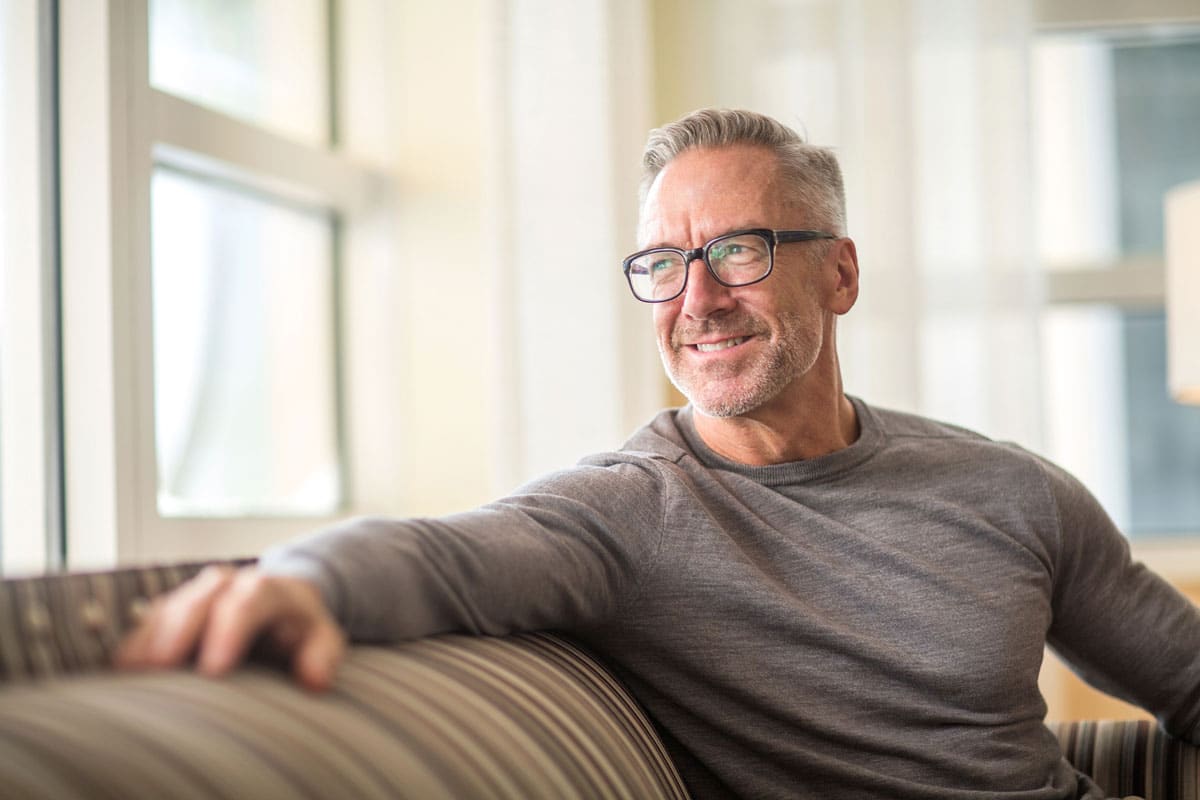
[293,619,346,692]
[196,573,335,680]
[116,565,235,668]
[113,601,160,668]
[145,565,237,665]
[196,570,289,678]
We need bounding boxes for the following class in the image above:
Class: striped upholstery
[0,632,688,799]
[0,561,689,799]
[6,564,1199,799]
[1051,720,1200,800]
[0,561,235,681]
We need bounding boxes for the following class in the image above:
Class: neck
[692,379,859,467]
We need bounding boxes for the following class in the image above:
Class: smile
[694,337,748,353]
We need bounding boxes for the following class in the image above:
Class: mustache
[670,316,766,348]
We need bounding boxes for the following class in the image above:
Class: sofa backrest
[0,563,691,799]
[0,562,218,681]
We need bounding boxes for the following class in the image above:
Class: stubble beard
[661,310,822,418]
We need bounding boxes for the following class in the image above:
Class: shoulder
[865,400,1112,528]
[861,401,1113,560]
[866,401,993,444]
[501,411,693,506]
[865,400,1033,461]
[861,399,1064,490]
[581,408,694,469]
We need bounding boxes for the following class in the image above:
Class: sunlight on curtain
[741,0,1040,445]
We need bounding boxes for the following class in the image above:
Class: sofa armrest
[0,632,690,800]
[1050,719,1199,800]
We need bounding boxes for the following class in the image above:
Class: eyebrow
[641,225,768,251]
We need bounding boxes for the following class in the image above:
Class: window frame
[58,0,397,566]
[1,0,63,574]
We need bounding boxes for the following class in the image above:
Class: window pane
[1123,311,1200,534]
[151,168,341,517]
[149,0,330,145]
[1040,306,1130,527]
[1036,31,1200,539]
[1113,39,1200,256]
[1034,34,1200,270]
[1041,306,1200,538]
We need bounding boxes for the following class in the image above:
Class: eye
[711,237,766,265]
[650,257,676,273]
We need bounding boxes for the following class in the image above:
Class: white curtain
[695,0,1043,446]
[485,0,664,490]
[484,0,1045,493]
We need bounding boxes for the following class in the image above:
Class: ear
[826,237,859,315]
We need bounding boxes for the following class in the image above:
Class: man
[119,108,1200,799]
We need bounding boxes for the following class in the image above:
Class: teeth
[695,337,747,353]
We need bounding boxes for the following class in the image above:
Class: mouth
[691,336,750,353]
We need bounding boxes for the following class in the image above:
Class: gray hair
[639,108,846,236]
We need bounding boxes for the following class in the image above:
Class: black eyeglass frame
[621,228,838,303]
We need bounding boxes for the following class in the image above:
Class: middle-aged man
[119,108,1200,799]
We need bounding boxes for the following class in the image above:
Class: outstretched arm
[117,458,667,688]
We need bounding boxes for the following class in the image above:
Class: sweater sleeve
[257,459,667,643]
[1043,459,1200,740]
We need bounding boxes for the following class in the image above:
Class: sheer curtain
[484,0,663,490]
[669,0,1043,446]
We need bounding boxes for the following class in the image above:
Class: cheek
[768,283,820,320]
[652,306,677,339]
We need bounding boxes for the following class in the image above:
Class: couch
[0,561,1193,799]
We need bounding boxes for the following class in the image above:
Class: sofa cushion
[0,631,691,800]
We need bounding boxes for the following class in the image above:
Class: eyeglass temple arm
[774,230,838,244]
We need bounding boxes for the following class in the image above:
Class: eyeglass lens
[626,232,772,301]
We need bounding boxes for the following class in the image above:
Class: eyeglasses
[621,228,837,303]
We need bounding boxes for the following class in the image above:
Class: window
[1034,30,1200,539]
[145,0,341,519]
[146,1,344,520]
[59,0,400,565]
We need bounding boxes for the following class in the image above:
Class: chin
[674,382,769,419]
[671,364,800,419]
[691,398,760,419]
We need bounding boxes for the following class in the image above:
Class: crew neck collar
[673,396,884,485]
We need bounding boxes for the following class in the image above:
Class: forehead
[638,144,790,247]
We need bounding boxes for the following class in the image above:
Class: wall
[385,1,493,516]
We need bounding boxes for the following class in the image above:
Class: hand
[115,564,346,691]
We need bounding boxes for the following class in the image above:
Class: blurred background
[2,0,1200,715]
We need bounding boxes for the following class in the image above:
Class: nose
[679,257,736,319]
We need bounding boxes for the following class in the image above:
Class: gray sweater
[262,397,1200,799]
